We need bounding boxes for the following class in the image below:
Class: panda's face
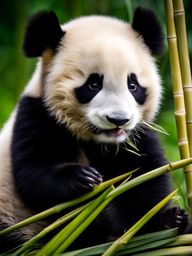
[44,16,161,144]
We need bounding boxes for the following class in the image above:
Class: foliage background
[0,0,191,206]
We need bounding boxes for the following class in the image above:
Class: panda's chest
[50,120,141,179]
[78,142,140,180]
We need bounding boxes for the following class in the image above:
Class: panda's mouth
[91,126,126,138]
[102,128,125,137]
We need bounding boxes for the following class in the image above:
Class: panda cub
[0,7,190,251]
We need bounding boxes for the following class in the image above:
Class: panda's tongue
[104,128,124,137]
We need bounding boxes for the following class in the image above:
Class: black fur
[0,221,25,253]
[23,11,64,57]
[132,7,164,55]
[74,73,103,104]
[11,96,102,210]
[10,96,190,249]
[128,73,147,105]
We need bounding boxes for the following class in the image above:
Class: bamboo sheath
[164,0,192,211]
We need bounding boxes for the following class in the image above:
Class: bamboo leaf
[102,190,177,256]
[133,246,192,256]
[13,204,90,256]
[62,229,177,256]
[54,197,112,255]
[36,187,113,255]
[141,121,169,135]
[0,171,133,237]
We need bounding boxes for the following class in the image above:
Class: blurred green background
[0,0,191,206]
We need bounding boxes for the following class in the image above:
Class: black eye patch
[74,73,103,104]
[127,73,147,105]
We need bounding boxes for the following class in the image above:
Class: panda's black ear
[132,7,164,55]
[23,11,64,57]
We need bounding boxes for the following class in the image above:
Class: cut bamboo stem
[164,0,192,211]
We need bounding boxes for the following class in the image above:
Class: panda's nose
[106,115,130,126]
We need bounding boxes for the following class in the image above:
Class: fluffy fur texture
[0,8,190,252]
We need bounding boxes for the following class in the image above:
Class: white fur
[0,62,46,239]
[23,61,43,98]
[0,110,46,239]
[44,15,162,142]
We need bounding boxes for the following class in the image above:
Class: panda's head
[23,8,164,144]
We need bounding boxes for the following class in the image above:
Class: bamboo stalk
[107,158,192,199]
[170,234,192,246]
[164,0,192,211]
[172,0,192,210]
[173,0,192,156]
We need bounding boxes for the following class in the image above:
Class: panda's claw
[79,169,103,183]
[162,206,190,233]
[78,173,101,185]
[54,163,103,196]
[89,167,102,177]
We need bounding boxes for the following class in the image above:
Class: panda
[0,7,190,252]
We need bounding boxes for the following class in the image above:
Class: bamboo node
[173,10,185,16]
[178,140,188,146]
[183,84,192,89]
[175,111,186,115]
[184,166,192,173]
[173,92,184,96]
[187,193,192,199]
[167,35,176,40]
[183,87,192,93]
[168,162,174,171]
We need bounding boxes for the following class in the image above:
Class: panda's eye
[88,73,103,91]
[128,81,137,92]
[128,73,138,92]
[89,81,100,91]
[74,73,103,104]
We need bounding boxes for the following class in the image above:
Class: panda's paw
[162,206,189,233]
[54,163,103,193]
